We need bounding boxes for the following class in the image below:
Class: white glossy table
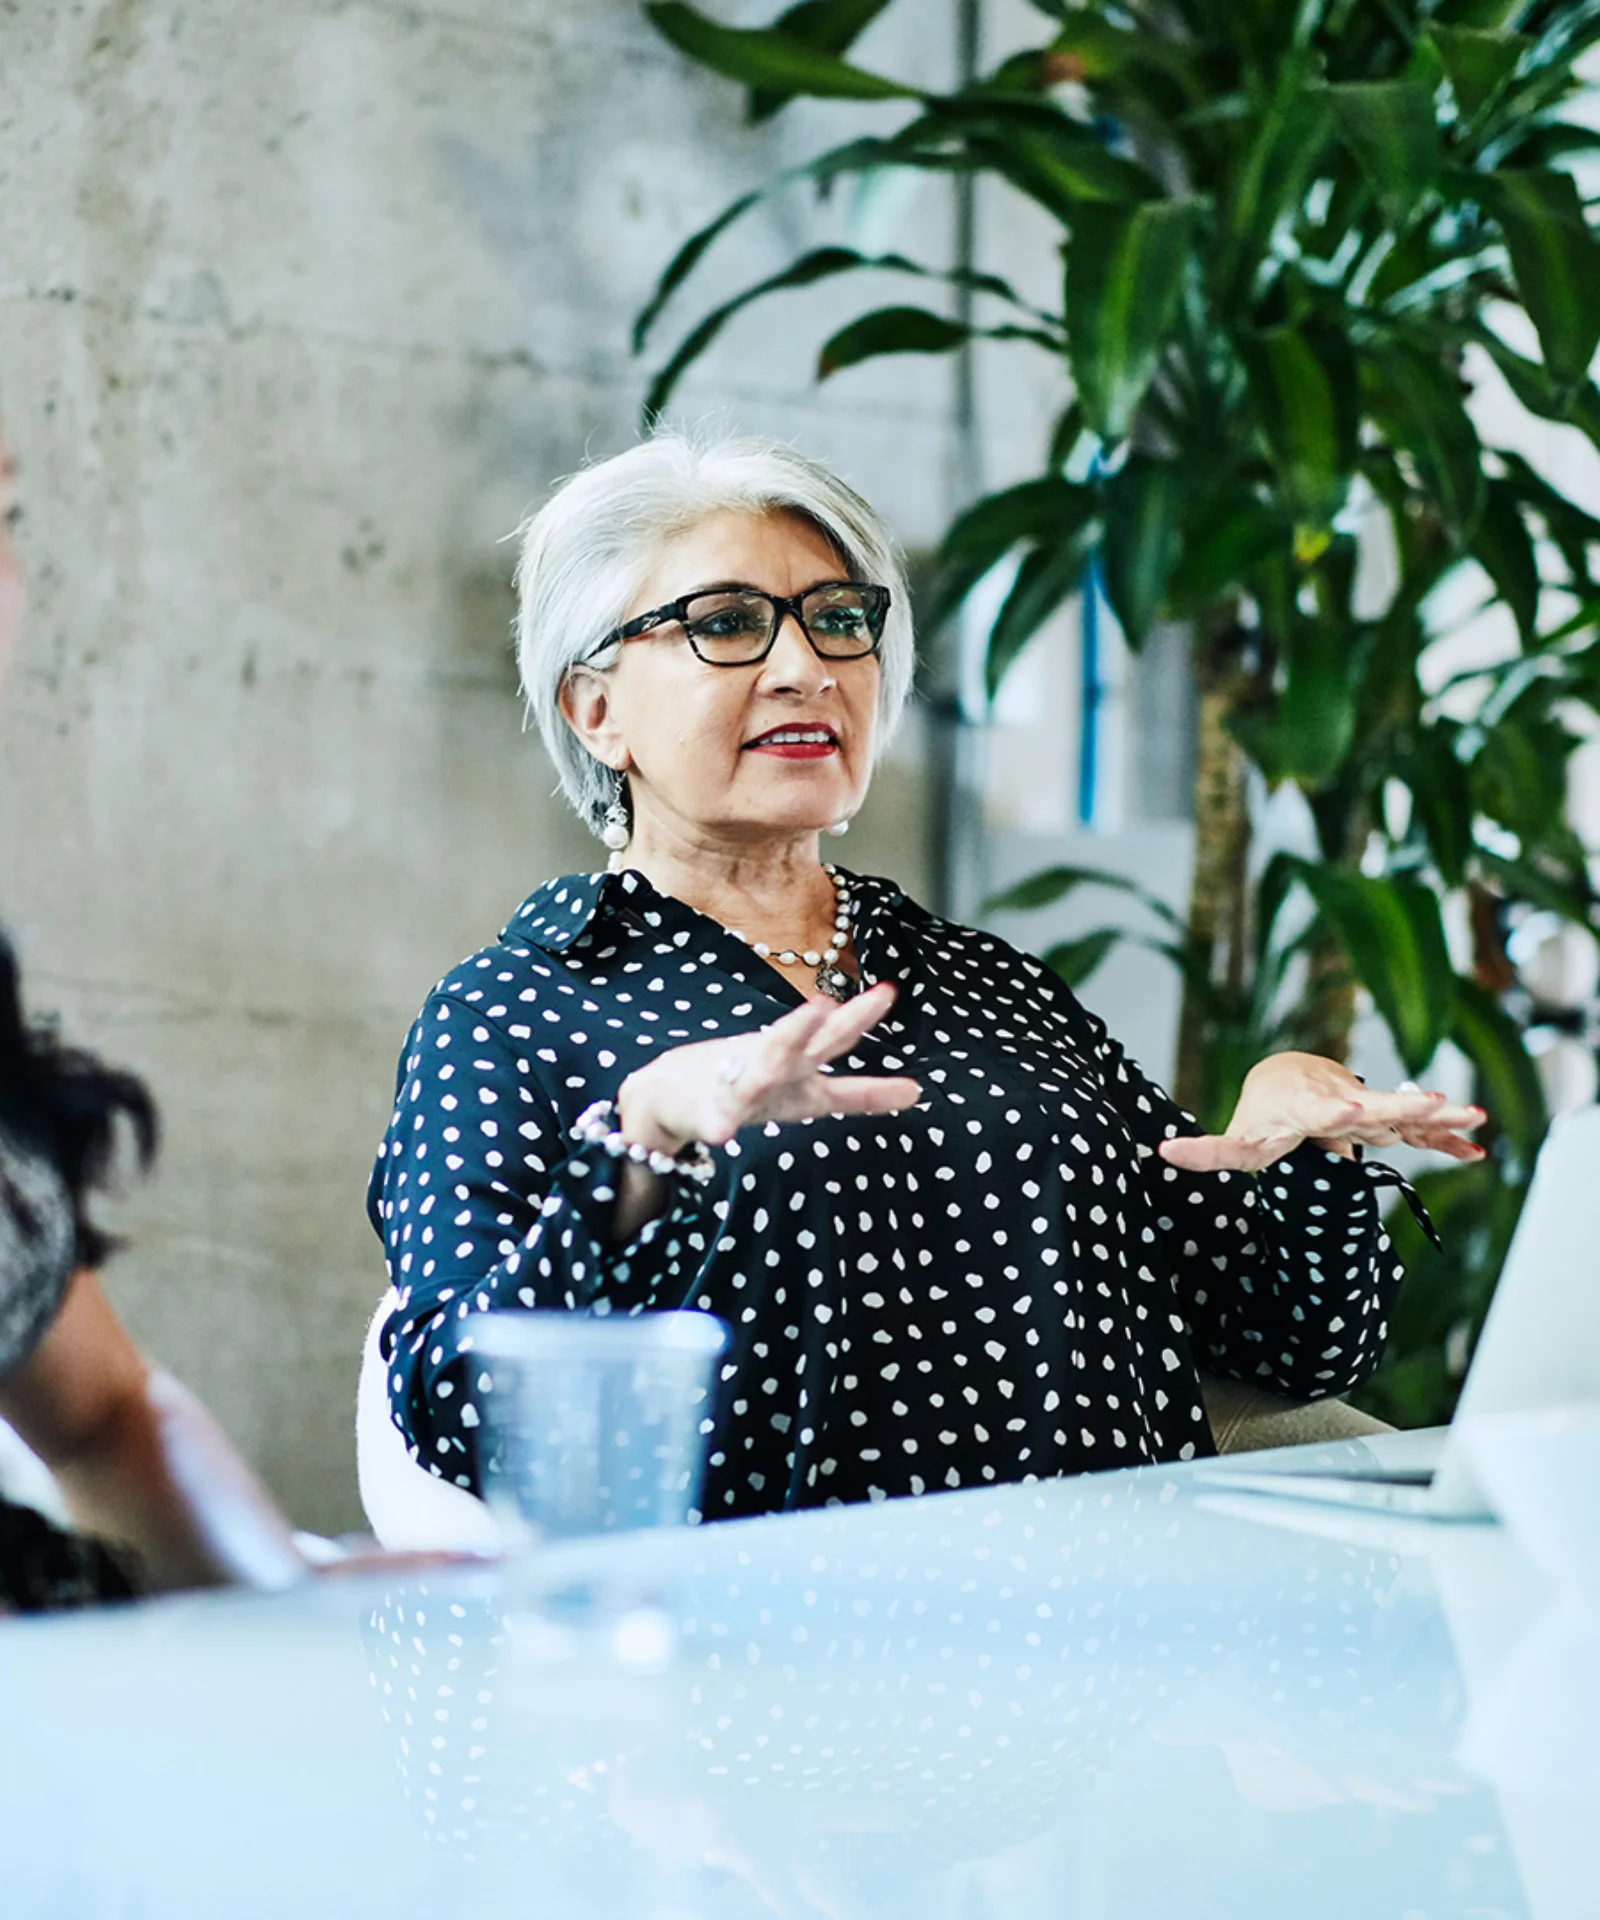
[2,1435,1591,1919]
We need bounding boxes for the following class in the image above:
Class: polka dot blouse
[368,868,1423,1520]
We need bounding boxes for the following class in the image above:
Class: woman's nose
[759,609,833,690]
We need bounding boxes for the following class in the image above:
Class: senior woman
[369,430,1483,1517]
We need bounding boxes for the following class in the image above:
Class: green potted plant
[636,0,1600,1423]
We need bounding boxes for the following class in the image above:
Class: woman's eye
[694,610,762,638]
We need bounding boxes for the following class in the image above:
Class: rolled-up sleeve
[367,988,716,1490]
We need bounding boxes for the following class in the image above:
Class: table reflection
[361,1468,1522,1918]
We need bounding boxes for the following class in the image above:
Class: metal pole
[931,0,987,923]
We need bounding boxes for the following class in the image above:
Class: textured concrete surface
[0,0,974,1532]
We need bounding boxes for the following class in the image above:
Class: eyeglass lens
[680,586,880,662]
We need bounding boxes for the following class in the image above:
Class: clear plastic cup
[469,1309,727,1545]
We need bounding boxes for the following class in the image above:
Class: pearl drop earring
[825,818,850,838]
[600,780,630,852]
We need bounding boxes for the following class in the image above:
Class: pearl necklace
[729,866,857,1002]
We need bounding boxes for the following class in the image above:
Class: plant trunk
[1299,935,1360,1065]
[1302,787,1374,1067]
[1173,658,1251,1120]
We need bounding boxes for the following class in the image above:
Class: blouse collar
[502,866,914,956]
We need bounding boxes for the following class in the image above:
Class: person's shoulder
[408,873,604,1024]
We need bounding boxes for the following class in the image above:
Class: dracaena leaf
[1324,79,1441,230]
[746,0,898,121]
[1166,493,1292,615]
[1469,478,1542,645]
[983,537,1095,700]
[817,306,972,377]
[1041,928,1123,990]
[1423,24,1531,128]
[928,479,1098,632]
[1242,326,1359,526]
[1362,343,1486,535]
[644,245,1028,417]
[1292,865,1456,1076]
[645,2,918,102]
[1274,619,1358,785]
[1098,455,1184,649]
[982,863,1183,928]
[1451,976,1547,1167]
[1477,168,1600,391]
[644,246,896,417]
[1064,197,1203,441]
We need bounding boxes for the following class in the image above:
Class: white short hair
[514,427,915,836]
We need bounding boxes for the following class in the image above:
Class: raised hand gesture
[1157,1051,1486,1175]
[618,980,920,1155]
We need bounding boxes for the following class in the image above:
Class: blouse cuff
[549,1138,719,1276]
[1259,1143,1439,1250]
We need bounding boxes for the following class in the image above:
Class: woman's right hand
[616,980,921,1156]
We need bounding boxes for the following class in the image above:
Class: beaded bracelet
[572,1099,716,1187]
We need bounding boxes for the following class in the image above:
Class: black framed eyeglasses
[591,581,890,668]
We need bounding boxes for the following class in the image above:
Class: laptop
[1198,1103,1600,1522]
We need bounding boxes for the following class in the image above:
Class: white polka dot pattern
[356,1477,1515,1903]
[368,869,1420,1518]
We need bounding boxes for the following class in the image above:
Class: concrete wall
[0,2,971,1532]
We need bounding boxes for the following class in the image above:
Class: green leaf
[643,246,883,417]
[1478,168,1600,391]
[634,183,770,355]
[1494,448,1600,593]
[929,478,1097,630]
[1044,15,1199,85]
[959,118,1158,215]
[632,129,942,353]
[1064,197,1203,441]
[746,0,897,121]
[1469,477,1541,644]
[1494,122,1600,171]
[1403,725,1475,889]
[982,862,1183,928]
[1294,865,1457,1075]
[1215,67,1331,300]
[1166,492,1292,613]
[1431,0,1531,28]
[1363,343,1486,535]
[1423,25,1530,127]
[1041,928,1123,990]
[1276,619,1358,784]
[984,537,1096,699]
[1324,80,1442,230]
[1476,847,1600,927]
[1472,331,1600,457]
[643,243,1032,416]
[645,2,918,101]
[1471,712,1572,839]
[1451,975,1548,1168]
[816,305,971,377]
[1242,325,1358,524]
[1098,455,1184,648]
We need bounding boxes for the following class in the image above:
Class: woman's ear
[559,666,632,772]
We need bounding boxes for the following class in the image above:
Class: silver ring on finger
[718,1054,747,1088]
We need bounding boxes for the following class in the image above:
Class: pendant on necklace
[815,960,859,1003]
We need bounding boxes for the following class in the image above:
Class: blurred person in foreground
[371,429,1485,1520]
[0,426,305,1609]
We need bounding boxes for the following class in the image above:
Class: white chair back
[356,1293,500,1552]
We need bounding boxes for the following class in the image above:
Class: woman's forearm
[0,1271,305,1593]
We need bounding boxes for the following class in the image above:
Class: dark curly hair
[0,930,158,1269]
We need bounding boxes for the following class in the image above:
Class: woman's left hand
[1157,1051,1486,1174]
